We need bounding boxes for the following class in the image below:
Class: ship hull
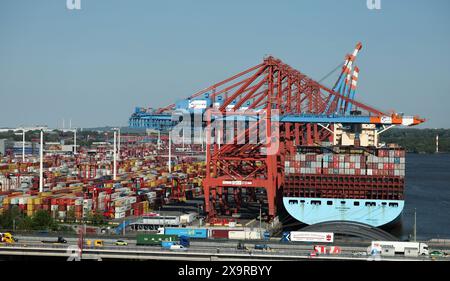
[283,197,404,227]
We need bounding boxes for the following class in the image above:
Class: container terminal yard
[0,41,449,262]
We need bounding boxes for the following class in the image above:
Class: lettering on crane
[222,180,252,186]
[380,116,392,124]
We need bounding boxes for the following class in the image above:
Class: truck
[161,235,190,250]
[136,234,179,246]
[370,241,429,256]
[159,227,208,239]
[0,232,18,244]
[41,236,67,244]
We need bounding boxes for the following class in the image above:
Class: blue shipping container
[164,228,208,239]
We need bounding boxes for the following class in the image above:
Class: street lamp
[168,131,172,173]
[112,127,121,160]
[39,129,44,192]
[111,128,122,181]
[414,208,417,242]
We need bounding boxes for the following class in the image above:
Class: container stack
[285,148,405,177]
[285,153,322,175]
[322,153,366,175]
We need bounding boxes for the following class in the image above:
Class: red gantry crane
[130,42,425,221]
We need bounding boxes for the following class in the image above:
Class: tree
[0,205,22,229]
[32,210,57,231]
[66,209,76,223]
[88,211,105,226]
[17,216,33,230]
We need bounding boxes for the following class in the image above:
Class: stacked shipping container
[284,148,405,177]
[283,147,406,200]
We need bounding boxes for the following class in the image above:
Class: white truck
[370,241,429,256]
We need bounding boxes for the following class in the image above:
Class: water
[393,153,450,240]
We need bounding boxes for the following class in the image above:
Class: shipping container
[136,234,178,246]
[228,230,261,240]
[210,229,231,239]
[164,227,208,239]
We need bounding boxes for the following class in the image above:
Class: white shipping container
[228,231,261,240]
[83,199,93,205]
[290,231,334,243]
[111,193,120,200]
[115,205,130,213]
[18,197,30,205]
[114,212,126,219]
[180,213,196,224]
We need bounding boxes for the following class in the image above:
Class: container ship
[282,125,406,227]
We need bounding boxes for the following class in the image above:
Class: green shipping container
[136,234,178,245]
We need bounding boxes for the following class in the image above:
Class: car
[115,240,128,246]
[94,240,104,247]
[254,244,272,251]
[430,250,445,257]
[170,244,187,251]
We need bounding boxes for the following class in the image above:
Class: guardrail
[0,242,443,261]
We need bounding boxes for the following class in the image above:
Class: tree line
[380,128,449,153]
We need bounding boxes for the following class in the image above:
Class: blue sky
[0,0,449,128]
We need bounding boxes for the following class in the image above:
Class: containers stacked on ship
[283,146,405,227]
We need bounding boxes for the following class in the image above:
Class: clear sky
[1,0,449,128]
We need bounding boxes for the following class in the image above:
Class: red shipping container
[211,229,230,239]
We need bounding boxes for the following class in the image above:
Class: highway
[0,235,447,261]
